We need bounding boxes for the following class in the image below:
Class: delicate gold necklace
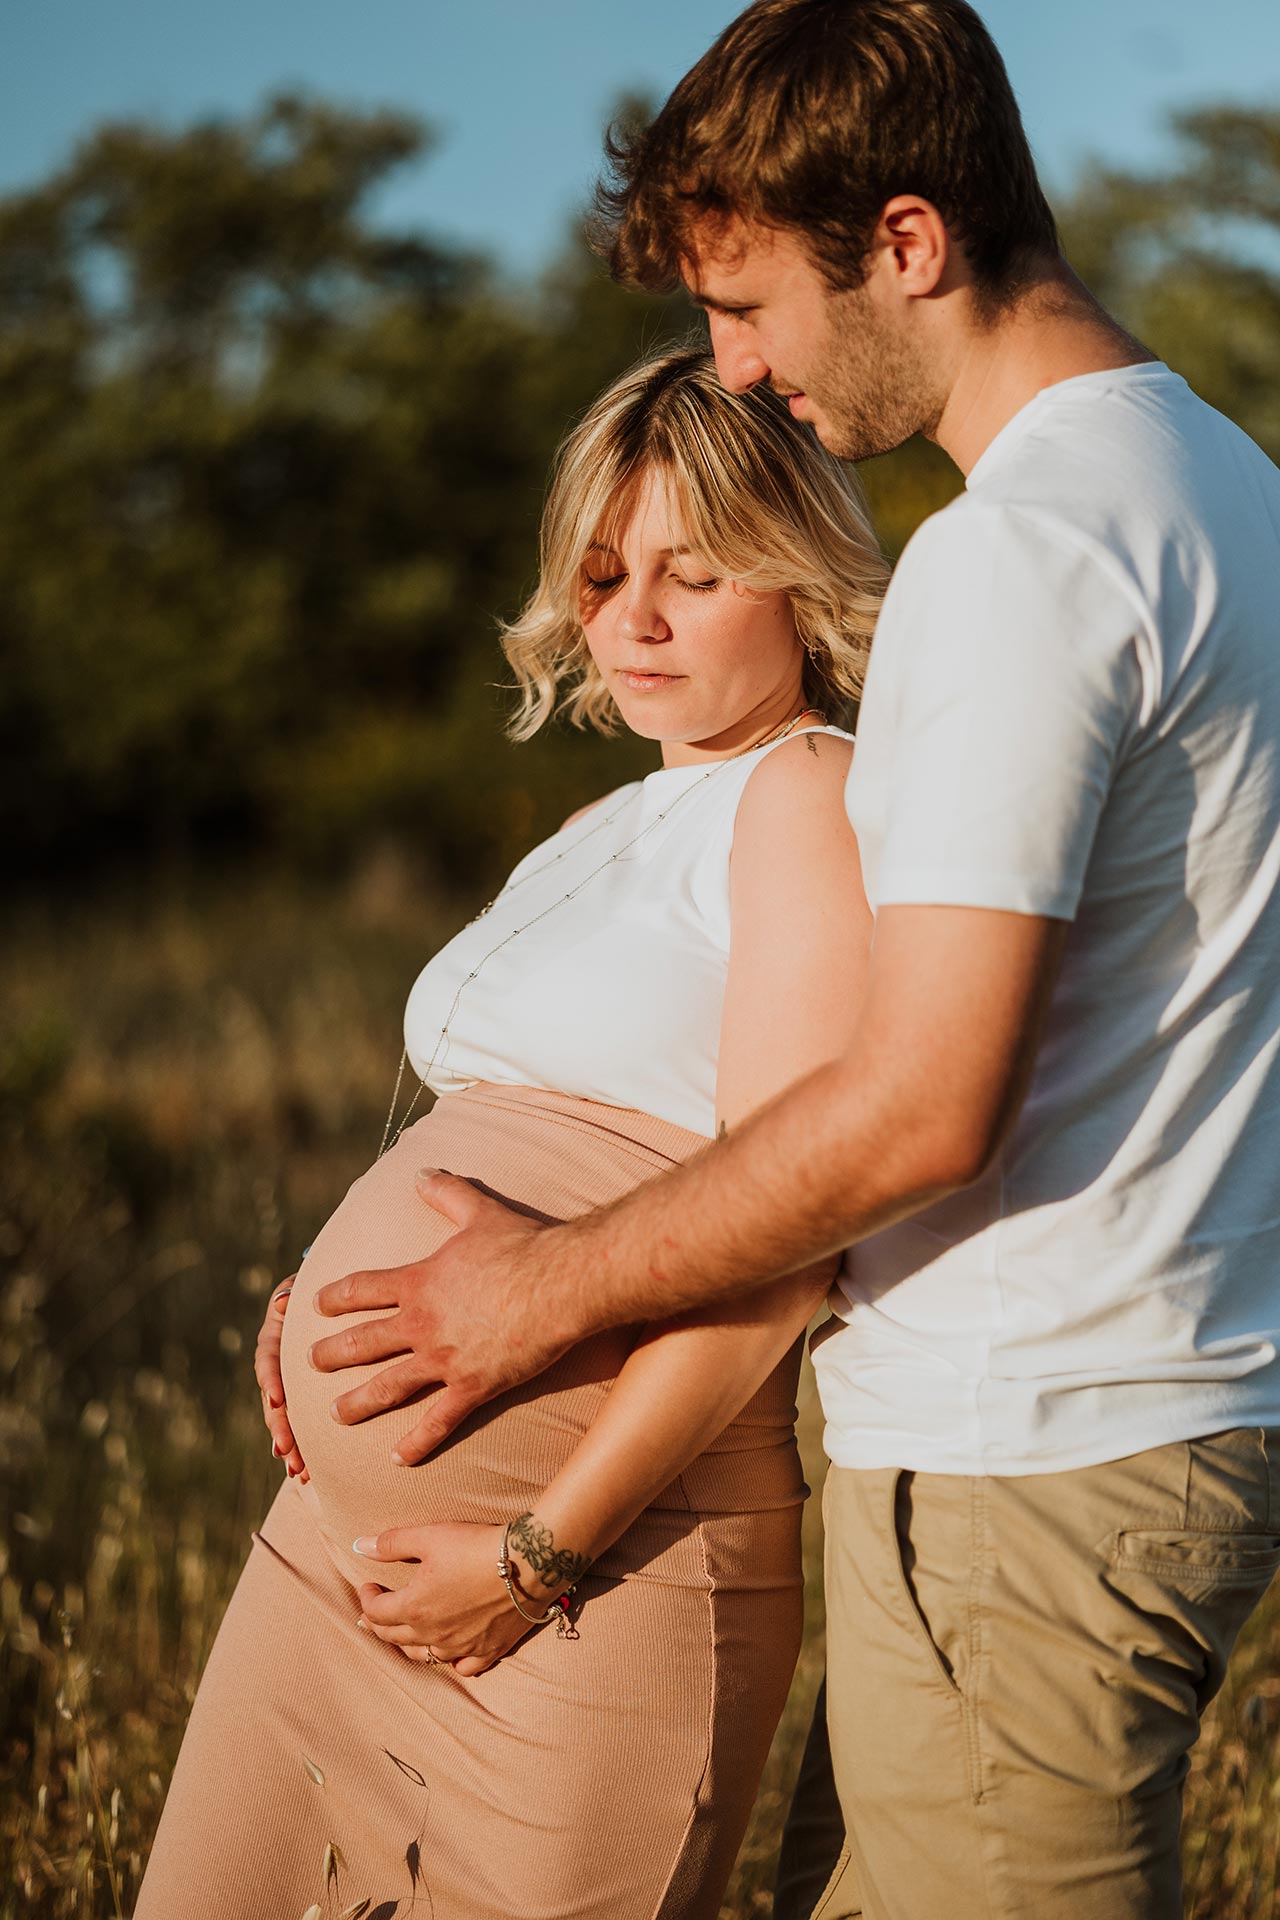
[379,708,827,1156]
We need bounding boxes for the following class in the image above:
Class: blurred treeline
[2,93,1279,891]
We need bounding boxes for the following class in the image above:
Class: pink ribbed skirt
[136,1084,806,1919]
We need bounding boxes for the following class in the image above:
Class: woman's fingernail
[352,1536,377,1555]
[267,1393,283,1410]
[390,1449,406,1467]
[330,1400,342,1422]
[272,1441,282,1458]
[287,1464,298,1477]
[357,1615,368,1630]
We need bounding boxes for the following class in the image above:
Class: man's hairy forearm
[552,1050,959,1337]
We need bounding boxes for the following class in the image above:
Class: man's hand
[308,1172,588,1464]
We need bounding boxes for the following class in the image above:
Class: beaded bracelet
[497,1517,580,1640]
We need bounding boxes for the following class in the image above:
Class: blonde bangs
[500,349,889,742]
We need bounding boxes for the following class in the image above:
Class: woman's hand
[254,1275,307,1482]
[353,1521,544,1676]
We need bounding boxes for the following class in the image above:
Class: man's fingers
[414,1169,496,1231]
[312,1267,406,1320]
[390,1384,489,1466]
[309,1315,409,1376]
[329,1355,438,1427]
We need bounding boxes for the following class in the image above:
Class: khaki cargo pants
[774,1429,1280,1920]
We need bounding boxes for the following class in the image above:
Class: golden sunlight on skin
[683,220,843,433]
[682,209,1152,475]
[682,206,958,467]
[579,468,808,767]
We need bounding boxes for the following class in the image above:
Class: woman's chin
[616,704,727,750]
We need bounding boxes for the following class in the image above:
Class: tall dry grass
[0,865,1276,1917]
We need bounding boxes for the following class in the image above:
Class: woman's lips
[618,670,683,691]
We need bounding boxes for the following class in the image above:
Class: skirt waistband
[434,1080,709,1171]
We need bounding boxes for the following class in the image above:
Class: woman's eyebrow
[586,542,699,558]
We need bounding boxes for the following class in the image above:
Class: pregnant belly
[278,1083,703,1596]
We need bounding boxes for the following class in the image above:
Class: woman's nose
[615,579,672,643]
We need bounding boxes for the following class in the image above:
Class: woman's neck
[659,696,821,769]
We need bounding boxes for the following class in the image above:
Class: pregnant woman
[135,348,886,1919]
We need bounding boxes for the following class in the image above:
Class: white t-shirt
[814,363,1280,1476]
[403,726,853,1140]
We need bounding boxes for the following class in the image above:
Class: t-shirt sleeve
[852,501,1146,919]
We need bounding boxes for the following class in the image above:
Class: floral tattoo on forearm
[509,1511,592,1593]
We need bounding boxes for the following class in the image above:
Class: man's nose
[709,314,770,394]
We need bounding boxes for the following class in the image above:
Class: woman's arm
[358,731,871,1667]
[507,731,870,1585]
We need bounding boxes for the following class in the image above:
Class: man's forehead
[682,218,811,307]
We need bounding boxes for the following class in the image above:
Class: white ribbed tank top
[403,725,854,1138]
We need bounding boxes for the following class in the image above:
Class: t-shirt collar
[965,361,1175,491]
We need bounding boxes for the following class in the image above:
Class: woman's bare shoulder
[728,731,861,912]
[735,729,855,823]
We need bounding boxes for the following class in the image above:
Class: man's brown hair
[596,0,1059,300]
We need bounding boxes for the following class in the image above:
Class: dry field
[1,867,1277,1917]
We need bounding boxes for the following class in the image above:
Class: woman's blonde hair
[501,348,889,739]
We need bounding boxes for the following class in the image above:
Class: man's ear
[872,194,954,300]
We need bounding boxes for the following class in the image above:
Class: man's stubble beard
[800,282,944,464]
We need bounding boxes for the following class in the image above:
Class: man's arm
[310,903,1066,1456]
[550,902,1066,1321]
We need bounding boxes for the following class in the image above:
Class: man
[309,3,1280,1913]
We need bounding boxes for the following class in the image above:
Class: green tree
[1059,104,1280,458]
[0,95,697,883]
[2,95,1276,888]
[0,98,525,872]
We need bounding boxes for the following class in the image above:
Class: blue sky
[5,1,1279,277]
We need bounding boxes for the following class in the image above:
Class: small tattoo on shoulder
[805,732,820,757]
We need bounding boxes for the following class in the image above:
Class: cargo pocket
[1105,1437,1280,1715]
[1110,1530,1280,1586]
[1110,1429,1280,1589]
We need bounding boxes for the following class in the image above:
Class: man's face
[685,217,933,462]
